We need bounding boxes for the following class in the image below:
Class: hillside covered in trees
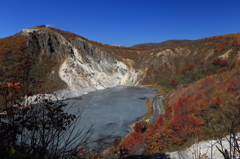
[111,60,240,158]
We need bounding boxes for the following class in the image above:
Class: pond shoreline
[64,86,158,153]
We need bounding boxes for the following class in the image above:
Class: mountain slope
[1,26,240,97]
[132,39,193,48]
[18,27,143,96]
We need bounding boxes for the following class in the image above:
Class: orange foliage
[167,96,203,144]
[169,114,202,144]
[145,95,203,153]
[199,77,216,91]
[122,132,145,155]
[145,67,240,154]
[145,124,166,154]
[172,96,195,116]
[0,35,36,84]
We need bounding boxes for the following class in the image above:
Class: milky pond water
[65,86,158,151]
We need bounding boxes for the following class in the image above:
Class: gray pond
[65,86,158,150]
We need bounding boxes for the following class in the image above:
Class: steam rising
[46,24,54,28]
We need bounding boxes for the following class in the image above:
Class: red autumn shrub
[230,63,236,69]
[113,138,119,148]
[220,60,228,67]
[173,96,195,116]
[76,148,85,157]
[227,77,239,91]
[227,85,236,91]
[178,68,187,74]
[155,114,164,128]
[169,114,203,143]
[199,77,216,91]
[133,121,146,133]
[187,65,194,70]
[213,58,222,65]
[170,79,177,86]
[165,106,173,120]
[122,132,145,155]
[229,59,240,69]
[215,96,222,106]
[217,67,229,72]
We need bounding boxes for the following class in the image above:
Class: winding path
[148,95,165,124]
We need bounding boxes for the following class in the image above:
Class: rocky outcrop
[58,46,142,97]
[19,28,142,97]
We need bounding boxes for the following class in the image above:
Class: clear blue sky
[1,0,240,47]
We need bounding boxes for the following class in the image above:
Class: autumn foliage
[122,132,145,155]
[213,58,222,65]
[154,67,239,153]
[170,79,177,86]
[113,138,119,148]
[169,114,202,144]
[220,60,228,67]
[141,97,202,154]
[133,121,146,133]
[120,121,146,155]
[187,65,194,70]
[217,66,229,72]
[143,67,240,155]
[227,77,239,91]
[215,96,222,106]
[178,68,187,74]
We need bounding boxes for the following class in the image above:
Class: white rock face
[22,93,64,105]
[57,46,142,97]
[156,135,240,159]
[183,135,240,159]
[21,29,38,36]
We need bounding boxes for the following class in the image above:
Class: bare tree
[214,98,240,159]
[0,82,93,159]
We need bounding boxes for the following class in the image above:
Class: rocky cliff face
[18,28,143,97]
[57,44,141,97]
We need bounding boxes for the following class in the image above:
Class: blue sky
[1,0,240,46]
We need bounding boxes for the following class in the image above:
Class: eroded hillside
[1,26,240,96]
